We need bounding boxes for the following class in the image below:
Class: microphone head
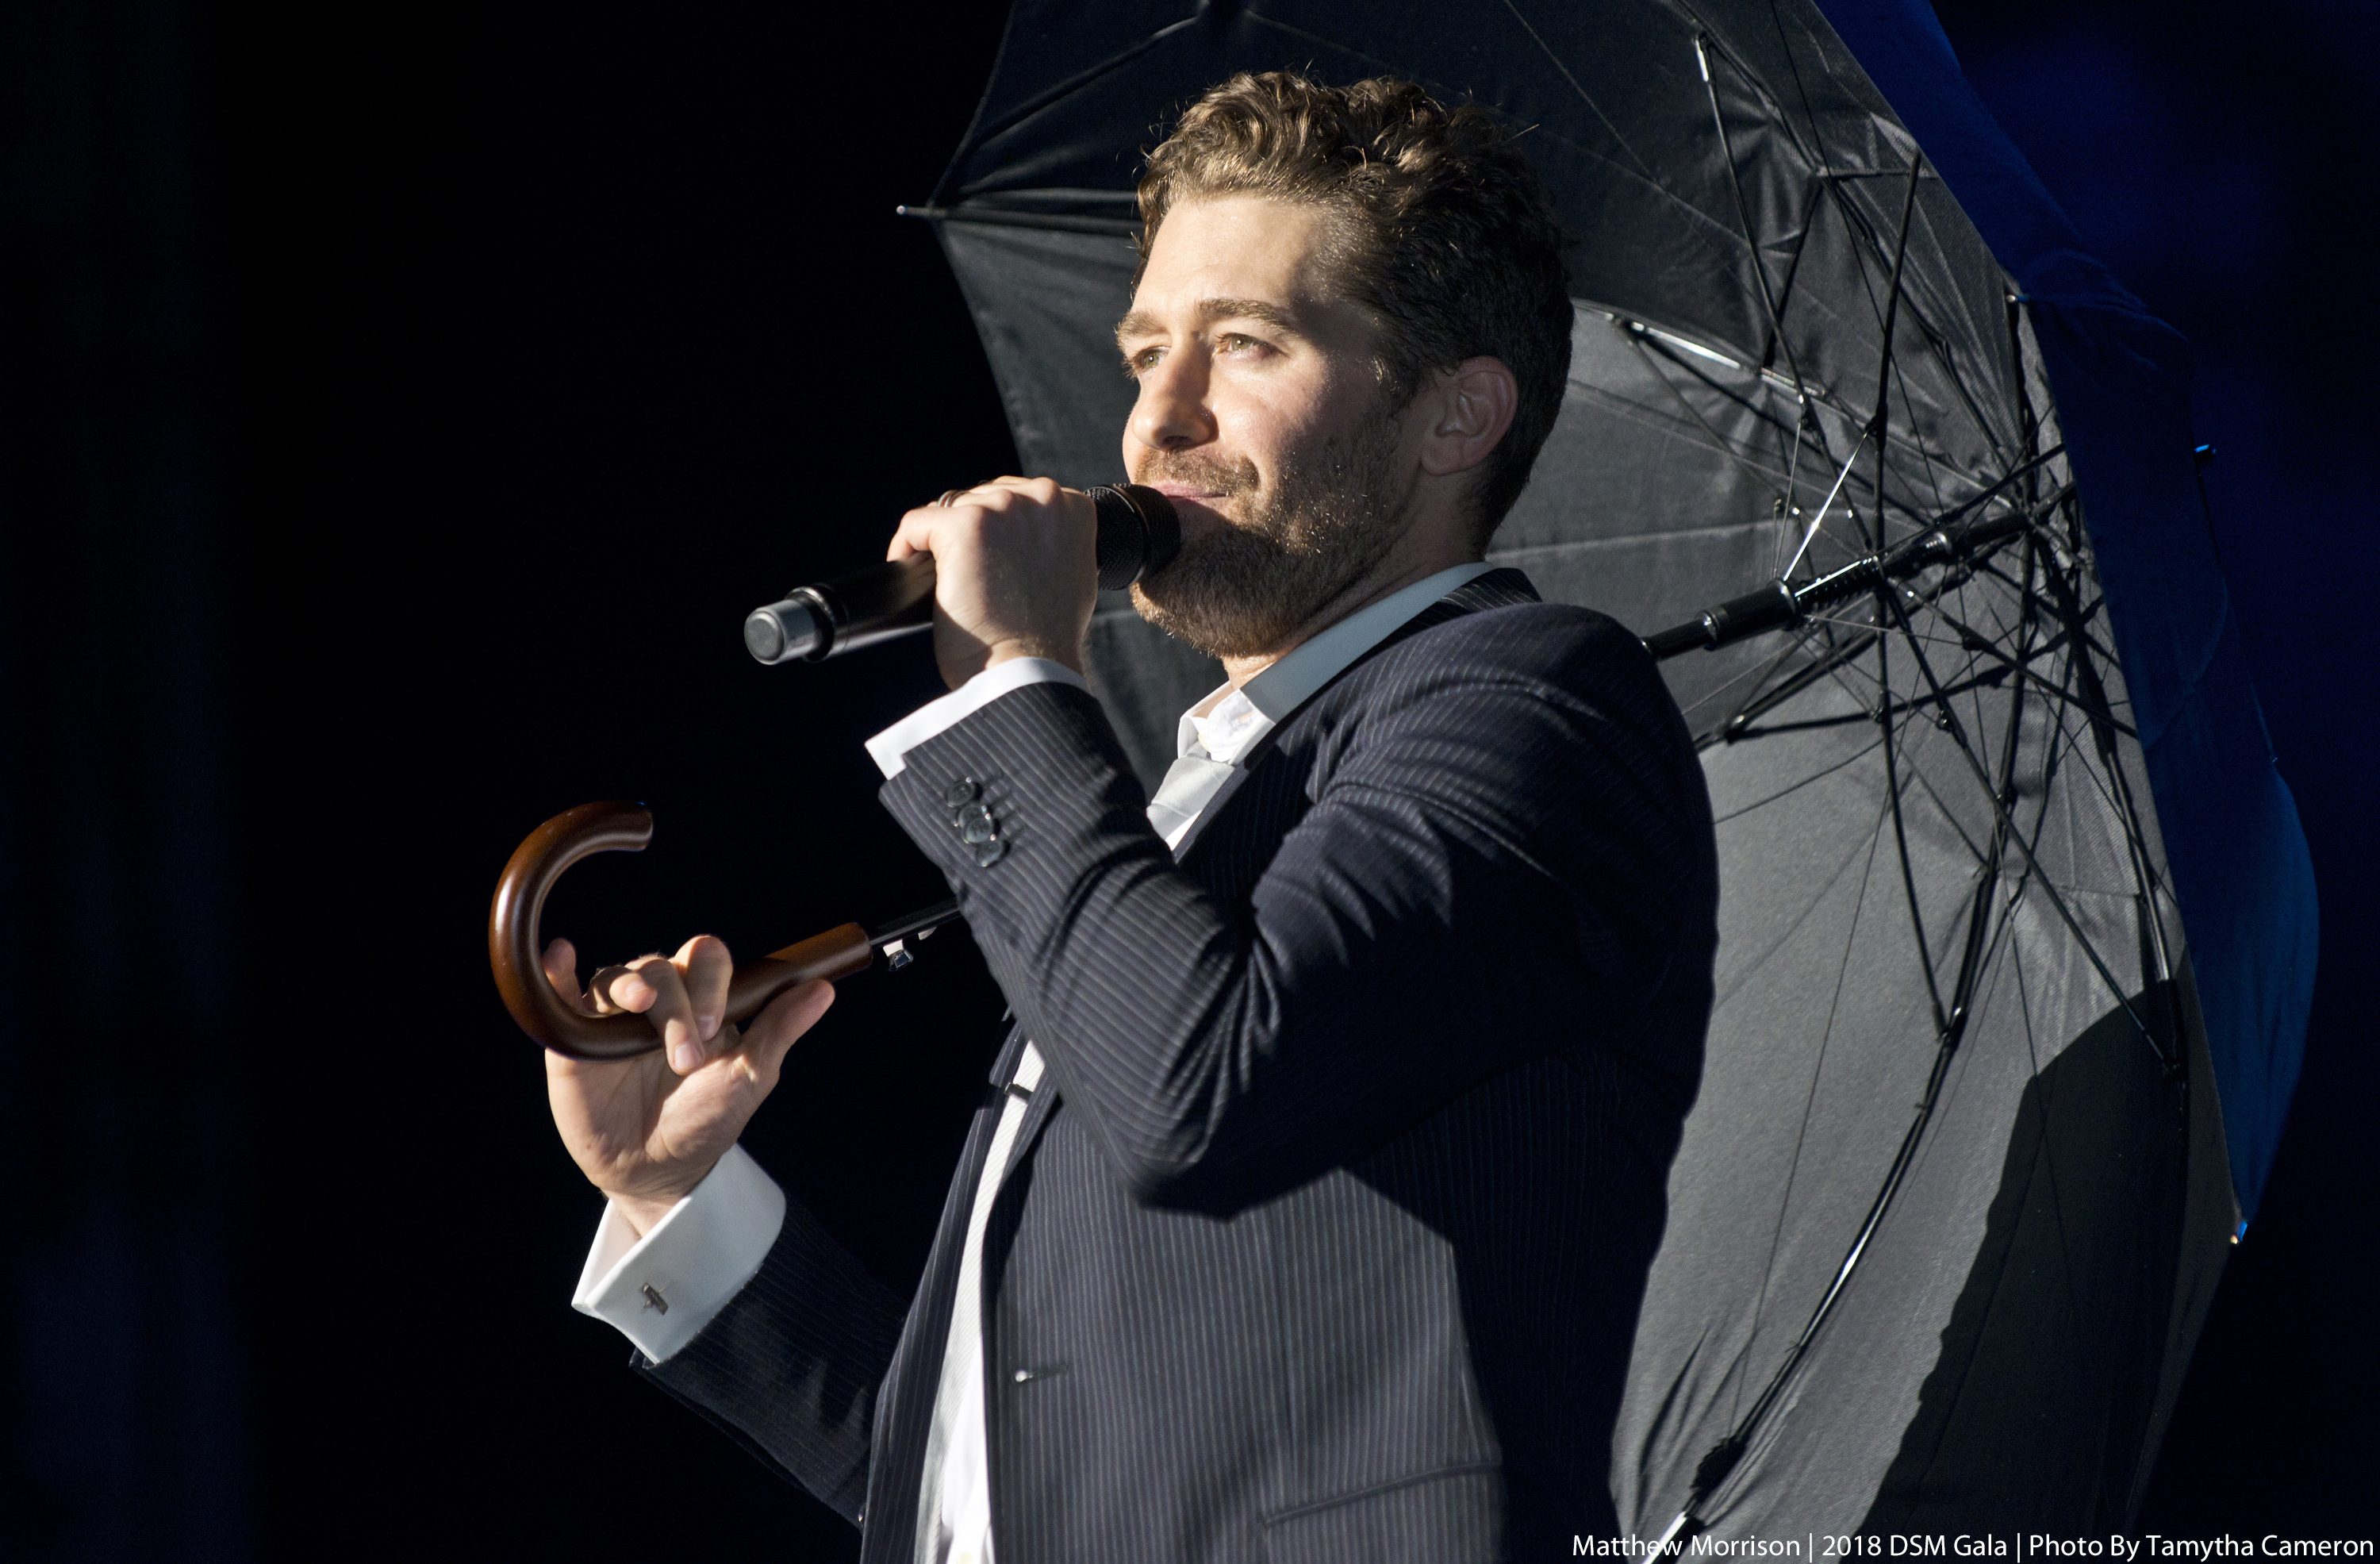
[1088,484,1181,592]
[744,595,827,664]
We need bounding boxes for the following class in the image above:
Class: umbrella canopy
[906,0,2317,1535]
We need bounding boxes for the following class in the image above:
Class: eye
[1122,344,1163,379]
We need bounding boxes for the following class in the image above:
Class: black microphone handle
[743,484,1179,665]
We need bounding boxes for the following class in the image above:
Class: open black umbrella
[900,0,2318,1536]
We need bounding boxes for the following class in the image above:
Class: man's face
[1115,195,1417,659]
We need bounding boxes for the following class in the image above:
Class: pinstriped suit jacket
[642,570,1719,1562]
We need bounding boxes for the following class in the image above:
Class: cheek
[1212,382,1337,485]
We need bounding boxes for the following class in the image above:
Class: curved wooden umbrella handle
[489,801,874,1061]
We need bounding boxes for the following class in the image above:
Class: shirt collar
[1174,561,1496,765]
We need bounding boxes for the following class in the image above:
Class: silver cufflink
[640,1284,669,1314]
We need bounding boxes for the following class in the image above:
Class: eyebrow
[1115,296,1307,347]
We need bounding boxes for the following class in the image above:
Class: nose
[1127,346,1213,458]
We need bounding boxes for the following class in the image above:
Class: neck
[1218,538,1480,690]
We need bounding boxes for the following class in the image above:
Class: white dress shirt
[570,561,1496,1563]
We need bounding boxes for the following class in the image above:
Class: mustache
[1131,449,1261,497]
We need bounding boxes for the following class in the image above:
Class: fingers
[603,952,702,1074]
[678,934,732,1051]
[587,935,738,1077]
[889,477,1069,560]
[542,938,588,1012]
[543,938,624,1020]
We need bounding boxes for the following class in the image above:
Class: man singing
[540,73,1718,1562]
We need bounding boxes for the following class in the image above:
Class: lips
[1160,495,1234,543]
[1134,458,1255,540]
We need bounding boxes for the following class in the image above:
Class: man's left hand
[889,476,1100,690]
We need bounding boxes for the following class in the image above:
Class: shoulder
[1302,595,1712,840]
[1288,594,1717,933]
[1341,598,1676,728]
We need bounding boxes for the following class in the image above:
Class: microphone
[743,484,1181,665]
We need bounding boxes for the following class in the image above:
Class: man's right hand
[540,934,836,1237]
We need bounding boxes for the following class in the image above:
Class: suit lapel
[1169,568,1539,868]
[1161,762,1260,863]
[985,1026,1029,1091]
[1000,1063,1062,1189]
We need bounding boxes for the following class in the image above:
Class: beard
[1128,403,1411,659]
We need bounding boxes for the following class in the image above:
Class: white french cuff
[570,1143,787,1364]
[863,657,1088,779]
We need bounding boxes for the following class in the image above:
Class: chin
[1130,533,1333,661]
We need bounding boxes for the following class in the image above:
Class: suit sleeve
[879,613,1713,1213]
[632,1193,907,1525]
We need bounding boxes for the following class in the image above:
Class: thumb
[741,980,837,1074]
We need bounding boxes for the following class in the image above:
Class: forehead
[1127,194,1345,321]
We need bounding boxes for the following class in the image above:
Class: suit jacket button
[961,815,998,845]
[973,839,1008,867]
[942,778,982,809]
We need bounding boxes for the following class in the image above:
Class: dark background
[2,0,2369,1555]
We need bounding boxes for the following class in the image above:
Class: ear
[1417,356,1519,478]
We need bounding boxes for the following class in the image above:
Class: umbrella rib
[1702,624,1828,742]
[2036,525,2178,993]
[1709,734,1885,822]
[1672,997,1964,1531]
[1497,0,1657,181]
[1764,179,1829,359]
[1783,430,1871,578]
[1693,33,1822,417]
[1714,484,2096,744]
[1659,589,1988,1535]
[1902,740,1992,872]
[1995,936,2101,1373]
[1859,153,1923,562]
[1732,784,1895,1430]
[1587,315,1980,555]
[1698,797,2043,1527]
[1874,625,1953,1038]
[1818,172,2013,473]
[2030,682,2167,870]
[1971,555,2125,668]
[1873,586,2167,1065]
[1723,626,1883,738]
[940,15,1203,181]
[1935,538,2040,1031]
[1893,352,1956,524]
[1993,518,2176,924]
[1733,648,2113,748]
[1758,183,1837,572]
[1687,636,1823,741]
[1950,588,2004,786]
[1567,370,1798,482]
[1625,332,1787,501]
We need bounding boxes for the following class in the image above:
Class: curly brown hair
[1137,71,1573,548]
